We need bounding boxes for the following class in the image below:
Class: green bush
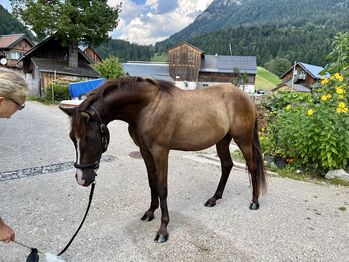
[93,55,125,79]
[46,80,70,102]
[261,33,349,172]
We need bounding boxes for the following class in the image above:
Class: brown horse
[60,76,267,243]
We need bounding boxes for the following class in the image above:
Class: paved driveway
[0,102,348,262]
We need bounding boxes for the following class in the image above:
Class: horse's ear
[59,105,77,116]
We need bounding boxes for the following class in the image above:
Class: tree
[232,67,241,86]
[242,73,248,90]
[11,0,121,67]
[265,57,291,77]
[93,56,125,79]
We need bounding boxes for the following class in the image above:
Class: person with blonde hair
[0,68,28,242]
[0,68,28,118]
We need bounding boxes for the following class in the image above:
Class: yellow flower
[336,86,345,94]
[307,109,314,116]
[285,104,291,111]
[339,95,344,99]
[261,128,265,132]
[321,78,329,85]
[336,107,349,114]
[334,73,344,82]
[321,94,332,101]
[338,102,346,108]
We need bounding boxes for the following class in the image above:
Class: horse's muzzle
[75,169,96,187]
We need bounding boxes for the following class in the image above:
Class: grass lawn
[256,67,281,90]
[151,53,168,62]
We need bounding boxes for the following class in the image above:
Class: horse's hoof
[141,213,154,222]
[154,234,169,243]
[204,201,216,207]
[249,202,260,210]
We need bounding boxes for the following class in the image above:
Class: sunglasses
[8,98,25,110]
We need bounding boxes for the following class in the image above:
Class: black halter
[74,105,109,170]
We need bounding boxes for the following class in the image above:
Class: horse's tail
[252,118,267,194]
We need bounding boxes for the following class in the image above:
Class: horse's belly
[170,124,228,151]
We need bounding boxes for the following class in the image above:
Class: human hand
[0,222,15,243]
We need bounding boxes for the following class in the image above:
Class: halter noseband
[74,105,109,170]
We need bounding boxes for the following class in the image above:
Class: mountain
[160,0,349,46]
[0,4,33,37]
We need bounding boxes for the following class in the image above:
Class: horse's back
[157,83,256,150]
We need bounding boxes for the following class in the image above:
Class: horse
[59,76,267,243]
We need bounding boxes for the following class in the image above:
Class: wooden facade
[0,34,34,69]
[168,43,203,82]
[82,47,102,64]
[198,72,255,84]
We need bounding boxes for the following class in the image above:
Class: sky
[1,0,214,45]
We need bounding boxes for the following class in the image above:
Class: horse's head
[60,104,109,187]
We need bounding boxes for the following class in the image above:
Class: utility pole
[291,61,296,91]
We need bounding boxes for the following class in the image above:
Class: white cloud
[108,0,214,45]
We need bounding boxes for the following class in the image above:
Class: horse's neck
[101,88,156,124]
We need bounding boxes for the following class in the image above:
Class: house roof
[273,80,311,92]
[299,62,329,79]
[280,62,329,79]
[31,58,100,78]
[168,42,204,54]
[18,33,91,64]
[0,33,34,49]
[200,55,257,74]
[122,62,174,82]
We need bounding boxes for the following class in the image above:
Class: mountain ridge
[158,0,349,47]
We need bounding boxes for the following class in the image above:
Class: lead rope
[57,182,96,256]
[14,182,96,261]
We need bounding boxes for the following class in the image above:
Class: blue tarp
[68,78,106,99]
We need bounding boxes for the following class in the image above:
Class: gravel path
[0,102,348,262]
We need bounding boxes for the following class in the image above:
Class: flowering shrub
[261,33,349,171]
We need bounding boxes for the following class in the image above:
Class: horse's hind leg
[140,148,159,222]
[205,134,233,207]
[235,139,260,210]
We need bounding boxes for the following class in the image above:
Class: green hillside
[151,53,168,62]
[0,4,33,37]
[256,67,281,90]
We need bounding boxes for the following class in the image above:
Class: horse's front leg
[151,145,170,243]
[140,148,158,222]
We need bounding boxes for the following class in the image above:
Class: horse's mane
[79,76,174,111]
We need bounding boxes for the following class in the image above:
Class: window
[6,51,23,60]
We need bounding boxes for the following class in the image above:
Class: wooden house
[19,33,100,97]
[168,43,256,92]
[280,62,327,88]
[0,33,34,69]
[79,45,102,64]
[168,43,204,83]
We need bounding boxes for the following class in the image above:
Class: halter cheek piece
[74,105,110,170]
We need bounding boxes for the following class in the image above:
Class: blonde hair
[0,68,29,103]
